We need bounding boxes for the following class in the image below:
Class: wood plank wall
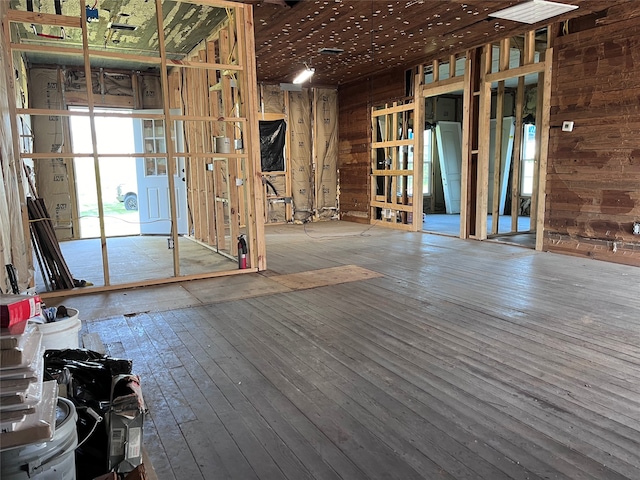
[545,5,640,266]
[338,70,404,223]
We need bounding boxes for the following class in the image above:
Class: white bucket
[214,136,231,153]
[1,398,78,480]
[35,309,81,351]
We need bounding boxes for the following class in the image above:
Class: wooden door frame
[418,75,468,237]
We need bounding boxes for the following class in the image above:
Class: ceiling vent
[109,22,137,31]
[490,0,578,24]
[319,47,344,55]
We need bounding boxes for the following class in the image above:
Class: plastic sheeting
[44,349,133,479]
[288,89,313,222]
[259,120,286,172]
[29,68,74,240]
[315,89,338,218]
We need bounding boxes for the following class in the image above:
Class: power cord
[76,407,103,450]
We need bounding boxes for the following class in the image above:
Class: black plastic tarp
[259,120,286,172]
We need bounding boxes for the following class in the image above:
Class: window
[423,128,432,196]
[521,123,536,195]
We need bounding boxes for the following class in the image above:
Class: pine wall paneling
[545,12,640,265]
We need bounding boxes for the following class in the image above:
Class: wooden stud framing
[79,0,110,285]
[499,38,510,72]
[491,80,505,235]
[530,70,544,231]
[5,9,81,28]
[11,42,162,66]
[6,0,266,292]
[524,30,536,65]
[510,75,525,232]
[370,105,378,224]
[535,50,552,251]
[155,0,181,277]
[313,88,319,219]
[485,62,544,84]
[37,267,259,300]
[476,44,492,240]
[412,69,424,231]
[283,93,293,222]
[459,53,472,239]
[369,101,417,229]
[236,4,266,270]
[3,12,32,288]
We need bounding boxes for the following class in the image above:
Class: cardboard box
[107,375,145,473]
[0,295,42,328]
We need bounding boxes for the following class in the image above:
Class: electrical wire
[76,409,102,450]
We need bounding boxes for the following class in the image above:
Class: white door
[435,121,462,214]
[488,117,515,215]
[133,110,187,235]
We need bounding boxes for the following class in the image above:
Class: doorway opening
[69,107,139,239]
[421,91,464,236]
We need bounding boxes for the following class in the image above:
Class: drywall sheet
[262,84,285,114]
[29,68,73,240]
[315,89,338,218]
[288,89,313,222]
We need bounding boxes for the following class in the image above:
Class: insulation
[64,69,99,94]
[103,72,134,97]
[29,68,74,240]
[314,88,338,218]
[261,84,285,114]
[264,174,286,223]
[288,89,313,222]
[141,75,163,109]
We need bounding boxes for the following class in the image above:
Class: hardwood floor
[81,222,640,480]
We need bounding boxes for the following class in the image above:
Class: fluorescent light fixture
[292,66,315,84]
[490,0,578,24]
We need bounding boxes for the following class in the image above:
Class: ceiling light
[293,66,315,84]
[490,0,578,24]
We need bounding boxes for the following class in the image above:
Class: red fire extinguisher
[238,235,248,269]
